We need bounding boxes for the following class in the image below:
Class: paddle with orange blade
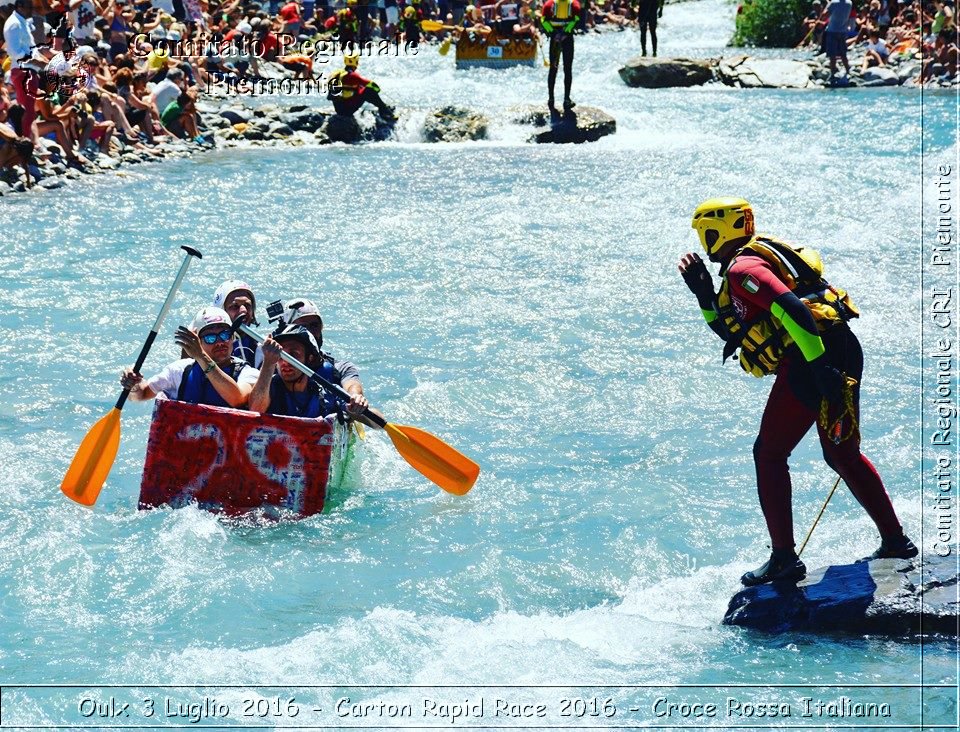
[235,321,480,496]
[61,246,203,506]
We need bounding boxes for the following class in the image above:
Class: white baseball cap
[236,22,253,34]
[190,306,233,334]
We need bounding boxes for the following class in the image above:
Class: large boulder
[422,105,489,142]
[323,113,363,143]
[717,56,816,89]
[618,56,713,88]
[723,553,958,635]
[280,109,329,133]
[862,66,901,86]
[515,105,616,144]
[219,107,252,125]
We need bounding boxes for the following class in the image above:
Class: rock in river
[512,105,616,144]
[618,57,713,88]
[723,553,958,635]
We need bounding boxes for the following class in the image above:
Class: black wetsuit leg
[561,33,574,103]
[548,35,561,105]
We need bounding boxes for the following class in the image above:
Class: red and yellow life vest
[716,236,859,378]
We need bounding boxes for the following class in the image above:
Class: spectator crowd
[1,0,657,183]
[797,0,957,84]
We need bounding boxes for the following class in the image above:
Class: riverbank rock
[322,113,362,143]
[723,553,958,635]
[511,105,616,144]
[422,106,489,142]
[716,56,816,89]
[862,66,900,86]
[618,56,714,88]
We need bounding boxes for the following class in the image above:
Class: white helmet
[190,306,233,334]
[213,280,255,311]
[285,297,322,325]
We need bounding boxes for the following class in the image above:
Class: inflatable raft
[455,32,538,69]
[138,399,355,517]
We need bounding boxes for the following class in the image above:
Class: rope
[800,375,860,557]
[818,375,859,445]
[798,475,842,557]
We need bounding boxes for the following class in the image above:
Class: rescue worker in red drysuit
[678,197,918,586]
[324,1,359,47]
[327,54,397,119]
[539,0,580,113]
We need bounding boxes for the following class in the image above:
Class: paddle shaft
[115,246,202,410]
[237,323,388,428]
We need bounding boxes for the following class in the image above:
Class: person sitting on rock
[120,306,259,409]
[860,27,889,71]
[327,54,397,121]
[160,88,201,142]
[797,0,826,48]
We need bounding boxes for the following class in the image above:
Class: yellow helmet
[691,197,755,259]
[403,5,416,17]
[343,54,359,70]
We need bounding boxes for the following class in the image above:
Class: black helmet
[272,324,319,359]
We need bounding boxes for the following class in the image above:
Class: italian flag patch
[742,275,760,294]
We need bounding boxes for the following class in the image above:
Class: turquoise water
[1,1,957,728]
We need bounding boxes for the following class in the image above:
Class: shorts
[824,31,847,59]
[385,6,398,24]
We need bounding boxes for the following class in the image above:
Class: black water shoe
[857,534,918,563]
[741,550,806,587]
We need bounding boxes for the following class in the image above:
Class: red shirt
[725,253,790,324]
[280,3,301,22]
[257,32,279,58]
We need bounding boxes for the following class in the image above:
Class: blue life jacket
[176,358,246,408]
[233,333,259,367]
[267,355,341,417]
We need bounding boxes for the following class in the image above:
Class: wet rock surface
[723,553,958,635]
[512,105,617,144]
[421,106,490,143]
[618,56,714,88]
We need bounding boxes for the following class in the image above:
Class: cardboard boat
[138,399,355,518]
[455,32,538,69]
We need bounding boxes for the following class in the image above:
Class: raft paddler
[212,279,260,367]
[248,324,368,420]
[327,54,397,121]
[119,306,259,409]
[539,0,580,113]
[678,197,918,586]
[284,297,371,418]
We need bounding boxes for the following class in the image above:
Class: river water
[0,0,956,728]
